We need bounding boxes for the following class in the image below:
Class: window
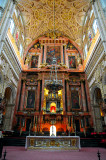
[20,44,23,58]
[84,44,88,58]
[15,30,19,43]
[10,19,15,35]
[88,30,92,42]
[93,19,98,35]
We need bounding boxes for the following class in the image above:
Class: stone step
[3,137,104,147]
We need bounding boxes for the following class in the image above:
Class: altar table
[25,136,81,150]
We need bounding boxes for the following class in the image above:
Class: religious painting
[26,90,35,108]
[68,56,76,68]
[46,46,61,65]
[71,91,80,109]
[31,56,38,68]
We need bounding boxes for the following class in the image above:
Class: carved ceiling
[16,0,91,46]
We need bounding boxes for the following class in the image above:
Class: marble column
[81,81,87,112]
[20,80,26,111]
[36,80,40,111]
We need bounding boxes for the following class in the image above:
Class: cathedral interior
[0,0,106,139]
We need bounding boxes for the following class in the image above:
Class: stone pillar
[104,114,106,125]
[3,104,15,130]
[15,73,22,110]
[66,80,70,112]
[36,80,40,111]
[92,0,106,52]
[93,105,103,132]
[81,81,86,112]
[20,80,26,111]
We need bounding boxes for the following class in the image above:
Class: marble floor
[1,146,106,160]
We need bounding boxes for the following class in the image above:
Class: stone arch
[90,85,103,133]
[4,83,16,104]
[90,84,100,103]
[3,84,16,131]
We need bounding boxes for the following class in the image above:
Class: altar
[25,136,81,151]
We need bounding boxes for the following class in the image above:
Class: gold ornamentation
[71,139,76,146]
[17,0,90,46]
[30,139,34,146]
[40,61,48,68]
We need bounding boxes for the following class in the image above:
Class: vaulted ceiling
[16,0,91,46]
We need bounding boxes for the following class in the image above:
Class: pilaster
[81,81,87,112]
[66,80,70,112]
[20,80,26,111]
[36,80,40,111]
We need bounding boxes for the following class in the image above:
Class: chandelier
[45,0,63,95]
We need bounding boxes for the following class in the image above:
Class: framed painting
[26,90,35,108]
[71,91,80,109]
[31,56,38,68]
[68,56,76,68]
[46,46,61,65]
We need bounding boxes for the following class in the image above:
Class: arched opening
[50,125,56,136]
[93,88,102,106]
[3,87,15,131]
[93,87,103,133]
[4,87,12,104]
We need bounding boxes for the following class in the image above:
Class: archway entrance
[3,87,14,130]
[93,87,103,132]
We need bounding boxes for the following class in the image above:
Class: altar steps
[80,138,101,147]
[3,137,105,148]
[3,137,26,146]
